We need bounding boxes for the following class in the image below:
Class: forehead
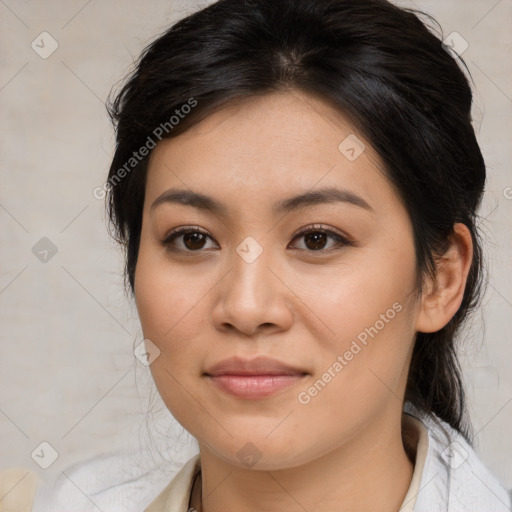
[144,90,395,216]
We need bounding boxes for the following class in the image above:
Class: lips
[204,355,309,377]
[204,356,309,399]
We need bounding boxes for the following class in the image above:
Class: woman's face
[135,90,422,470]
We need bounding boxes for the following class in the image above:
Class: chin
[201,431,317,471]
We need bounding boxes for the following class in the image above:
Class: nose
[211,244,293,338]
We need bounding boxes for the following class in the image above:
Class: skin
[134,90,473,512]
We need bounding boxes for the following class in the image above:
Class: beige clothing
[0,468,41,512]
[144,413,429,512]
[6,406,509,511]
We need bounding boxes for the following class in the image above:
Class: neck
[190,411,415,512]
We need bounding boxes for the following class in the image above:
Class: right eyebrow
[150,188,230,217]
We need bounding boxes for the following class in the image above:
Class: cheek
[296,242,417,389]
[134,225,179,318]
[299,245,416,344]
[294,297,415,453]
[134,244,211,428]
[134,242,207,363]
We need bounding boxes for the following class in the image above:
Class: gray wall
[1,0,511,496]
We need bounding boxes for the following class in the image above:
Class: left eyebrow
[273,186,373,214]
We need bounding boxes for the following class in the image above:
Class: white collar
[143,404,511,511]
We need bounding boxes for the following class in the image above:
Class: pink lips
[204,356,308,399]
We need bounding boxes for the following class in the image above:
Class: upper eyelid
[293,224,349,239]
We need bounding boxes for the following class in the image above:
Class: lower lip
[207,374,306,399]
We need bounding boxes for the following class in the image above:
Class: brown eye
[289,225,350,252]
[182,232,208,250]
[303,231,329,250]
[161,227,218,252]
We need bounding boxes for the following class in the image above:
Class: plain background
[1,0,511,499]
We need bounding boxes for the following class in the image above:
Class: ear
[415,223,473,333]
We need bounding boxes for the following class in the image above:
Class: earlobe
[415,223,473,333]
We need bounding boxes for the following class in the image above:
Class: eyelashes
[160,224,353,254]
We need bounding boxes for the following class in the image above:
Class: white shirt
[20,403,512,511]
[142,404,512,511]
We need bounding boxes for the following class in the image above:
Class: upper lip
[204,356,309,376]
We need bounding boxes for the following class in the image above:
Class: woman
[103,0,511,510]
[2,0,510,511]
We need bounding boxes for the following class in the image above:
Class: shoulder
[144,454,201,512]
[404,402,512,512]
[0,467,41,512]
[32,449,187,512]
